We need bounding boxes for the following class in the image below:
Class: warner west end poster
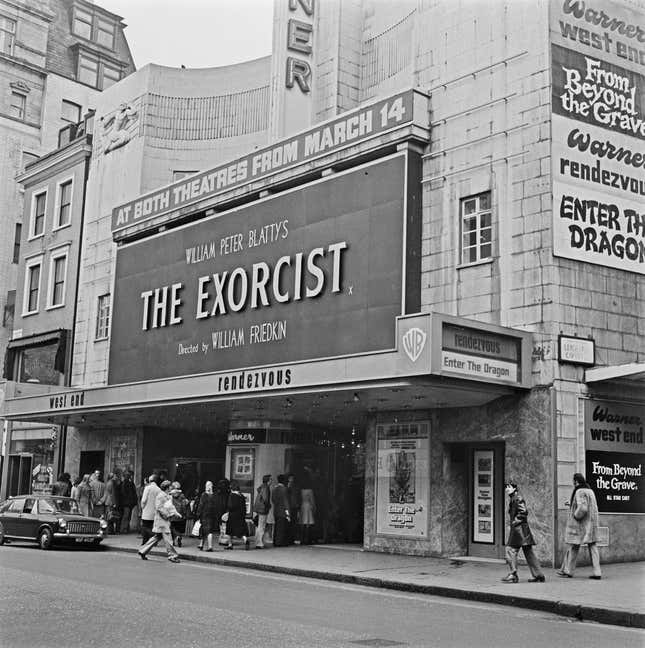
[109,155,411,385]
[550,0,645,275]
[584,399,644,514]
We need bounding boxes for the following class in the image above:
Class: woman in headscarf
[195,481,218,551]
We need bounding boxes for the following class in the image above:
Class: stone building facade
[3,0,643,564]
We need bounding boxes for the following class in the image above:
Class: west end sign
[108,153,421,384]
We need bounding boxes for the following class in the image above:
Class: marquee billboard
[550,0,645,275]
[108,154,418,384]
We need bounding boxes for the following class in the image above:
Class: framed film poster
[473,450,494,543]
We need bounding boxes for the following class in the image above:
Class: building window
[77,53,121,89]
[96,17,115,49]
[72,7,115,50]
[12,223,21,264]
[78,53,99,87]
[47,249,68,308]
[31,191,47,238]
[102,64,121,89]
[23,256,43,315]
[9,91,26,120]
[61,99,81,124]
[55,179,73,229]
[72,7,93,40]
[461,192,493,264]
[0,16,15,56]
[95,293,110,340]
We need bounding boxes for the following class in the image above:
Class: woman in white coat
[557,473,601,579]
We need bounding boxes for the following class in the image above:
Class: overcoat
[564,487,599,545]
[226,491,247,537]
[506,494,536,548]
[196,492,222,535]
[152,491,173,534]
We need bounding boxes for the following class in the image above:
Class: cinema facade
[2,0,644,564]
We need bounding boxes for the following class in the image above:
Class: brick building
[2,0,644,564]
[0,0,133,492]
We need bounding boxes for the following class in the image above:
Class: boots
[206,533,213,551]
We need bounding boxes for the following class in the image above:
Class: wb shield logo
[402,327,426,363]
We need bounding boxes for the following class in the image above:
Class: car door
[2,498,25,537]
[19,498,40,538]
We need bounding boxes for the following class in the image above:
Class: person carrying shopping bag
[557,472,602,580]
[138,480,180,563]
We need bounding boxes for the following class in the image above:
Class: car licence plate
[75,537,94,543]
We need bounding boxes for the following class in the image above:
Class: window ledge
[457,258,494,270]
[21,310,38,317]
[94,336,109,343]
[45,303,65,311]
[52,223,72,233]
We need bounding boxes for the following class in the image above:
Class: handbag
[190,519,202,537]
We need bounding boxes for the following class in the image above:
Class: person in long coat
[557,472,602,579]
[501,482,545,583]
[299,479,316,545]
[76,474,92,516]
[225,480,250,549]
[271,474,291,547]
[196,481,218,551]
[138,480,180,563]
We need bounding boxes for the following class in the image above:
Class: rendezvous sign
[108,154,416,384]
[439,323,523,386]
[111,90,422,233]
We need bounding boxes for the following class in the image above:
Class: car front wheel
[38,528,53,550]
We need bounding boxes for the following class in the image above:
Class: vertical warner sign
[551,0,645,275]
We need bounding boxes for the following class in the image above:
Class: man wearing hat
[253,474,272,549]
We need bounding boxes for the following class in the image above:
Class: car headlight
[100,519,108,529]
[58,517,67,529]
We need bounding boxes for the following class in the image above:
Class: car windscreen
[39,498,80,515]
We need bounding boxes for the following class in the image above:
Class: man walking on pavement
[138,480,180,563]
[140,474,160,545]
[501,482,545,583]
[253,474,272,549]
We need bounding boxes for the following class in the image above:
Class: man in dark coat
[51,473,71,497]
[119,472,138,533]
[501,482,545,583]
[271,474,291,547]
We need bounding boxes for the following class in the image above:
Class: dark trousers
[140,519,154,545]
[273,517,289,547]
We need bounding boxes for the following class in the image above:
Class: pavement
[102,533,645,629]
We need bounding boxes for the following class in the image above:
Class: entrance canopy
[2,313,532,433]
[585,362,645,385]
